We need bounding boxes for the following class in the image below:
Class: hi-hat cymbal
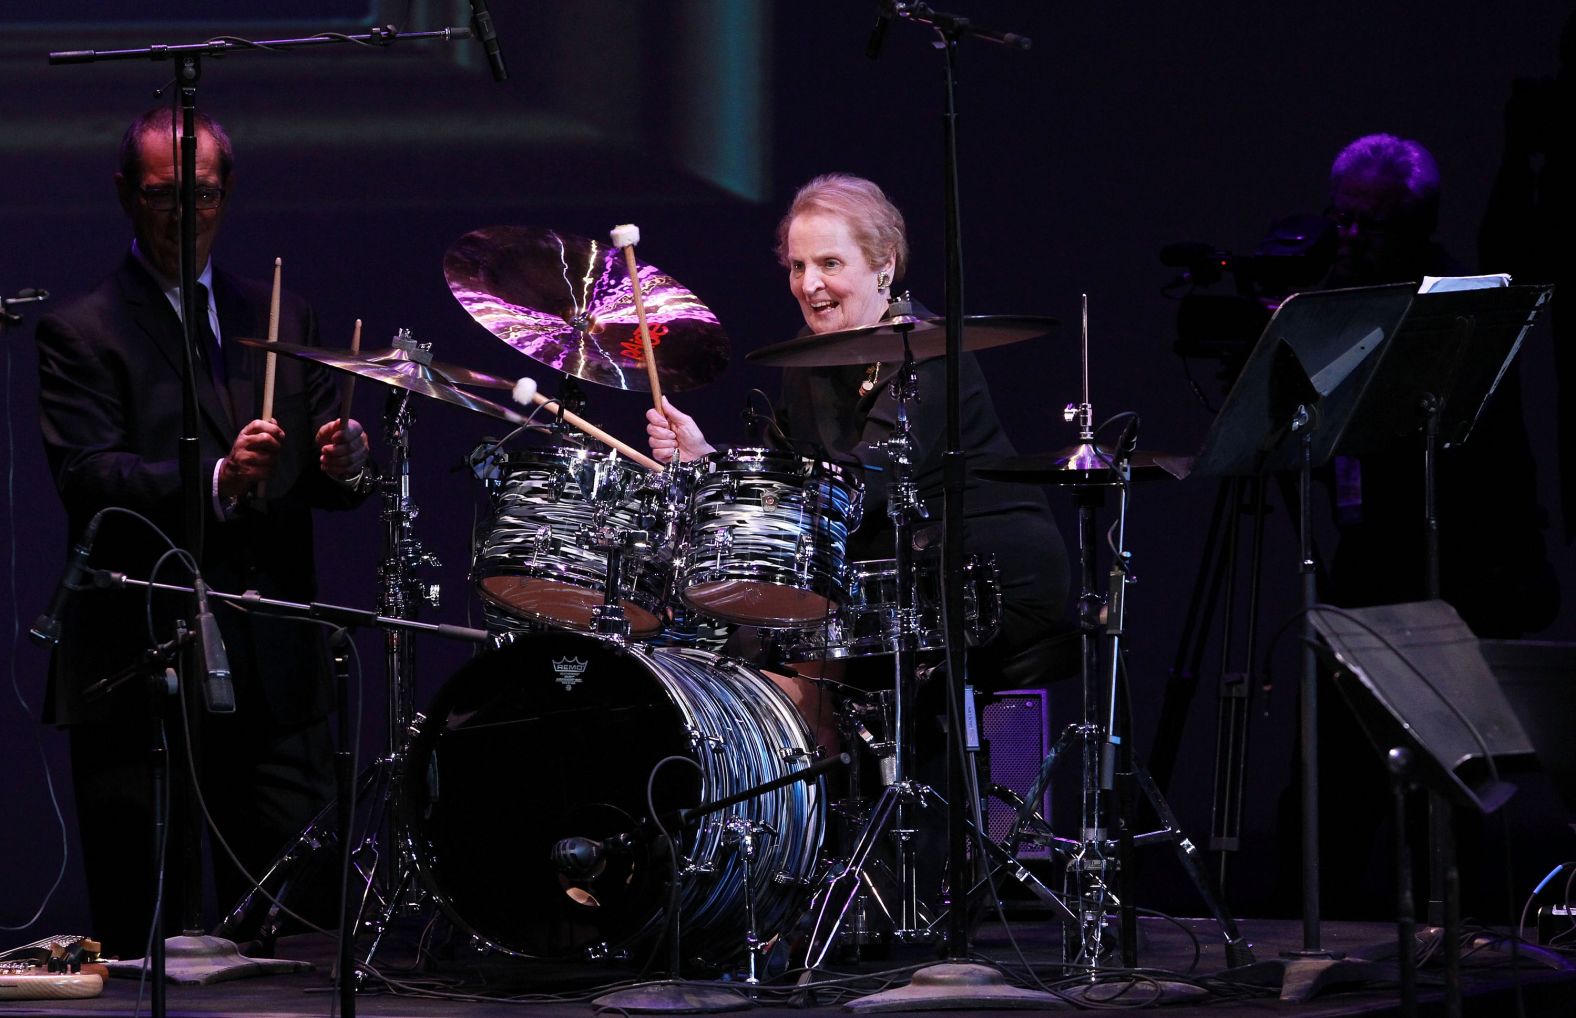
[745,314,1058,368]
[443,225,729,393]
[236,336,530,426]
[975,443,1194,486]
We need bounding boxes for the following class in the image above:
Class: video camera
[1162,213,1335,361]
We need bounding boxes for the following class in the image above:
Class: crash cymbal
[975,443,1193,486]
[745,314,1058,368]
[443,225,729,393]
[236,336,530,426]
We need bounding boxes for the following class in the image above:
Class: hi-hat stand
[994,303,1252,979]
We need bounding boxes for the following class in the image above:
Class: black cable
[641,754,701,981]
[0,341,70,934]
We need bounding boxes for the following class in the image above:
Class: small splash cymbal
[746,314,1057,368]
[443,225,729,393]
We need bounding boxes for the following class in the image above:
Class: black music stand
[1192,280,1551,1001]
[1308,600,1539,1015]
[1308,600,1536,814]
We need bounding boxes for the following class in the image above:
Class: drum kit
[223,224,1238,990]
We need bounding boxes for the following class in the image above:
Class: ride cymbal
[745,314,1057,368]
[443,225,729,393]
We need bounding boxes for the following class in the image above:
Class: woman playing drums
[648,173,1069,705]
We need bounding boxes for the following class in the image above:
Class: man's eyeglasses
[137,185,225,211]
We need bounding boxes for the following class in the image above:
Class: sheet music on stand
[1191,278,1553,477]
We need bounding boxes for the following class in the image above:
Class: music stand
[1309,599,1539,1015]
[1308,600,1536,814]
[1191,280,1551,1000]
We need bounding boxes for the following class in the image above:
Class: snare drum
[401,631,825,961]
[473,446,668,637]
[677,448,863,628]
[775,554,1002,662]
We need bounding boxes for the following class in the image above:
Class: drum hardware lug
[723,474,740,501]
[778,746,813,762]
[527,524,555,560]
[687,726,725,751]
[793,534,811,579]
[711,526,733,567]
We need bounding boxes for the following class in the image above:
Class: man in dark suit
[35,106,372,957]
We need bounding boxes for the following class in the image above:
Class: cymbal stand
[800,333,940,971]
[350,379,443,975]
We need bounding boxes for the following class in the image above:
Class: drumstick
[337,318,361,433]
[257,257,282,499]
[512,377,664,472]
[610,224,664,415]
[261,257,282,421]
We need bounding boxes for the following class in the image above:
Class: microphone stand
[80,568,490,1010]
[845,5,1055,1010]
[591,754,848,1014]
[47,23,470,998]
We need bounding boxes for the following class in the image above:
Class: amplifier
[980,689,1052,858]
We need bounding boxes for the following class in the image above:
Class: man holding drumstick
[34,105,371,957]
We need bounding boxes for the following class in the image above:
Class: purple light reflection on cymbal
[443,225,729,393]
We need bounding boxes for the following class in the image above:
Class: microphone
[1116,415,1141,462]
[467,0,508,82]
[551,833,634,880]
[30,511,104,646]
[866,0,895,60]
[193,579,236,713]
[741,402,766,444]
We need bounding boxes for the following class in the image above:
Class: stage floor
[11,916,1575,1017]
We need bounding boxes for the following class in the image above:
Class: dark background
[2,2,1572,938]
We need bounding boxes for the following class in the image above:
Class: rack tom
[677,448,863,627]
[473,446,669,637]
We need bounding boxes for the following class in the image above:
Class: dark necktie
[194,283,226,390]
[194,283,234,426]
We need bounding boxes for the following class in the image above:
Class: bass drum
[402,632,825,962]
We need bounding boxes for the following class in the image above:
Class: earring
[876,271,891,290]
